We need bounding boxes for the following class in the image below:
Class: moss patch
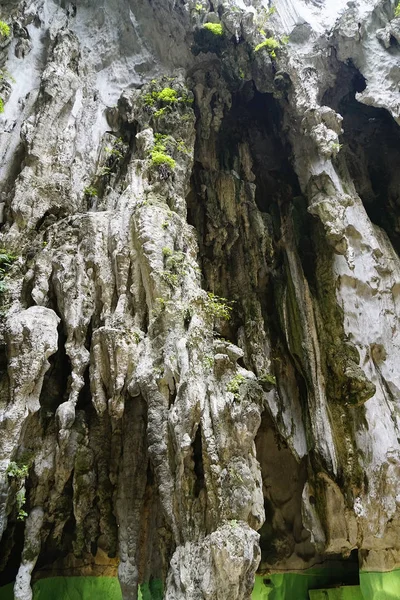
[203,23,223,36]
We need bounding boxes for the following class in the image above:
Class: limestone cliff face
[1,0,400,598]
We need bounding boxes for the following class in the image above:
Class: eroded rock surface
[1,0,400,598]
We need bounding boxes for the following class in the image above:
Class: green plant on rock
[0,65,15,115]
[7,461,29,521]
[150,134,176,176]
[176,139,190,155]
[203,22,223,36]
[395,1,400,17]
[155,297,167,311]
[0,249,17,289]
[157,87,178,104]
[165,250,185,271]
[258,373,276,391]
[255,37,281,58]
[83,186,98,198]
[143,83,193,117]
[154,107,166,118]
[151,151,176,169]
[0,69,15,84]
[229,519,238,527]
[16,490,28,521]
[161,249,187,288]
[204,292,232,321]
[6,462,29,479]
[0,21,10,38]
[226,374,245,397]
[162,271,179,287]
[330,142,343,153]
[203,355,214,369]
[105,144,123,159]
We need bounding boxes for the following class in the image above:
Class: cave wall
[1,0,400,599]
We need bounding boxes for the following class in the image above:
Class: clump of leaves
[162,271,179,287]
[6,462,29,479]
[255,37,281,58]
[203,22,223,36]
[395,2,400,17]
[0,21,10,38]
[203,355,214,369]
[157,87,178,104]
[151,151,176,169]
[226,374,246,397]
[204,292,232,321]
[154,107,166,118]
[150,134,176,176]
[258,372,276,391]
[7,461,29,522]
[16,490,28,521]
[84,186,98,198]
[0,98,4,114]
[143,84,193,113]
[161,249,187,288]
[0,249,17,281]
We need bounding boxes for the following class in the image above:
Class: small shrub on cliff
[395,2,400,17]
[157,87,178,104]
[0,21,10,38]
[255,37,280,58]
[7,461,29,521]
[0,249,17,277]
[204,292,232,321]
[143,84,192,115]
[150,134,176,176]
[83,186,98,198]
[226,374,245,397]
[6,462,29,479]
[203,22,223,36]
[151,150,176,169]
[16,490,28,521]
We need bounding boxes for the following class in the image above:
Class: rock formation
[0,0,400,599]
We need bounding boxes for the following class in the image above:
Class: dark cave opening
[192,425,205,498]
[187,82,301,352]
[39,322,71,418]
[216,84,301,214]
[0,521,25,588]
[323,62,400,256]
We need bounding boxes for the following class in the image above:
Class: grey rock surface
[1,0,400,598]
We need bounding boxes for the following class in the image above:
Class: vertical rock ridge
[1,0,400,598]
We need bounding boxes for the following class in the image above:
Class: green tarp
[309,586,363,600]
[0,569,399,599]
[360,570,400,600]
[0,582,14,600]
[252,567,359,600]
[32,577,123,600]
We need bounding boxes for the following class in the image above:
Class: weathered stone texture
[1,0,400,598]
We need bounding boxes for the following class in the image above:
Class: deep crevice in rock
[192,425,205,498]
[39,323,71,417]
[324,62,400,256]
